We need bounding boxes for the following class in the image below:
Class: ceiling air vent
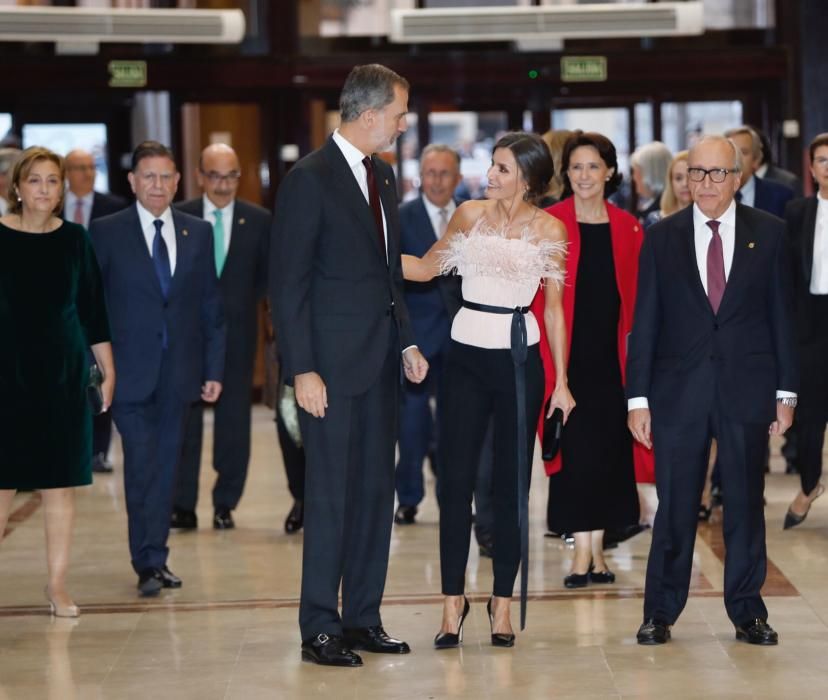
[0,7,245,45]
[390,2,704,44]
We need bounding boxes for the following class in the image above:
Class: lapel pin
[634,225,639,232]
[239,217,246,225]
[182,229,189,237]
[385,179,389,186]
[748,242,755,248]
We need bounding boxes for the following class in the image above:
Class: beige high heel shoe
[45,586,79,618]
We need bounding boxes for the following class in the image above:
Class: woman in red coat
[531,131,654,587]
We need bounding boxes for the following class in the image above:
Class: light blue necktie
[213,209,226,276]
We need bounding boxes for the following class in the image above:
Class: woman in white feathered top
[403,132,575,648]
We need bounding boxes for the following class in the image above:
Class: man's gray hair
[689,135,743,173]
[420,144,461,170]
[723,126,762,160]
[340,64,409,123]
[0,147,21,175]
[630,141,673,193]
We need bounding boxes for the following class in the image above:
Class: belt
[462,300,531,630]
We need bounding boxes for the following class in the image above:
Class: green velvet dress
[0,220,111,490]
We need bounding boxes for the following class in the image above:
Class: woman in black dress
[536,132,651,587]
[0,147,114,617]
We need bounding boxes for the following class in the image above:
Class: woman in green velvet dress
[0,146,114,617]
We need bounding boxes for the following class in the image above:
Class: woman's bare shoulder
[454,199,488,227]
[533,208,568,243]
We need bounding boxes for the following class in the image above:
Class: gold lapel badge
[748,242,755,248]
[239,217,246,225]
[182,229,189,237]
[385,179,389,186]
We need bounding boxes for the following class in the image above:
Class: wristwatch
[777,396,797,408]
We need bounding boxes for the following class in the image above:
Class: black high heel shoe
[487,597,515,648]
[434,597,470,649]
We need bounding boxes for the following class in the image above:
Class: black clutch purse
[542,399,564,461]
[87,364,105,415]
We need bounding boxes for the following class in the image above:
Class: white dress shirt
[136,202,177,274]
[810,193,828,294]
[738,175,756,208]
[628,200,793,410]
[64,191,93,228]
[422,196,456,240]
[203,195,234,255]
[332,128,388,260]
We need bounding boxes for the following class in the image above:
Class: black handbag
[87,364,105,415]
[541,399,564,461]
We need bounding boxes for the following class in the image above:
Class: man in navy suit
[627,135,797,646]
[90,141,226,596]
[394,145,462,525]
[726,126,794,218]
[173,143,270,531]
[64,148,129,474]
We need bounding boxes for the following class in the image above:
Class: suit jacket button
[713,323,719,330]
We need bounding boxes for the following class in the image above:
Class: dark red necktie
[362,156,385,255]
[706,219,726,314]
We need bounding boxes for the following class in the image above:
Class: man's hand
[201,381,222,403]
[295,371,328,418]
[628,408,653,449]
[403,347,429,384]
[769,402,794,436]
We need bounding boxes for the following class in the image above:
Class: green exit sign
[108,60,147,88]
[561,56,607,83]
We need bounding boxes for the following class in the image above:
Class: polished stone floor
[1,406,827,699]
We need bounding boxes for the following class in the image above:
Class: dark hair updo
[492,131,554,205]
[560,130,623,199]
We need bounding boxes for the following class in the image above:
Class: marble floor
[1,406,827,699]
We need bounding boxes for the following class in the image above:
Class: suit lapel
[168,209,194,297]
[717,207,757,318]
[322,139,386,262]
[802,197,818,287]
[675,207,711,313]
[125,205,164,298]
[375,158,397,264]
[415,197,438,248]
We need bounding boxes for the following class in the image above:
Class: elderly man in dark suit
[726,126,794,218]
[172,143,269,531]
[64,148,129,474]
[627,135,797,646]
[782,132,828,529]
[90,141,226,596]
[271,64,428,667]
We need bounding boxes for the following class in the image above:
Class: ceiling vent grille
[390,2,703,44]
[0,7,245,44]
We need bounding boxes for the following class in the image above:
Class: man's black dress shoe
[301,633,363,667]
[284,500,304,534]
[213,508,235,530]
[735,619,778,645]
[170,508,197,530]
[92,452,114,474]
[137,569,163,597]
[564,572,589,588]
[343,626,411,654]
[637,618,671,645]
[158,566,182,588]
[394,504,417,525]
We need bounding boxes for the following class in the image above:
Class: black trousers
[438,341,543,598]
[795,421,825,494]
[92,411,112,458]
[112,356,190,574]
[644,405,769,626]
[297,338,398,641]
[175,363,254,512]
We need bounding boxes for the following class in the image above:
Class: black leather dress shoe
[213,508,235,530]
[137,569,163,597]
[735,618,778,645]
[170,508,197,530]
[637,618,671,645]
[343,626,411,654]
[394,504,417,525]
[158,566,182,588]
[284,500,304,534]
[301,634,363,667]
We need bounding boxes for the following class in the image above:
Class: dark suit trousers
[176,356,254,511]
[92,411,113,458]
[298,336,398,641]
[112,355,190,574]
[644,405,769,626]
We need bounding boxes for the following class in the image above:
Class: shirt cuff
[402,345,418,355]
[627,397,649,411]
[776,390,797,399]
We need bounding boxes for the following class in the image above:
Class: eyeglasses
[687,167,740,184]
[136,172,176,185]
[200,170,241,184]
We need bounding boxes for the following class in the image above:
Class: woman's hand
[101,374,115,412]
[548,383,576,423]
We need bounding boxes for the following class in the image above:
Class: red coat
[531,197,655,483]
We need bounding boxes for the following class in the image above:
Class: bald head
[65,149,97,197]
[197,143,241,209]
